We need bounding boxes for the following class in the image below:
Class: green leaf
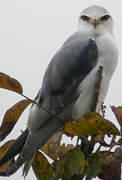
[55,148,85,180]
[86,157,101,180]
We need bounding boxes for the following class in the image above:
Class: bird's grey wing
[0,31,99,176]
[28,31,98,132]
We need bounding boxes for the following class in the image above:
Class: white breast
[72,33,118,119]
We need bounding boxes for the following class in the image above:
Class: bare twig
[21,94,64,123]
[101,102,106,118]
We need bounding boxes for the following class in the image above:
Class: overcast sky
[0,0,122,179]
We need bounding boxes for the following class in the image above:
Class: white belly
[72,33,118,119]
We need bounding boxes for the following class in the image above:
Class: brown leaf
[41,131,74,161]
[32,152,54,180]
[100,149,122,180]
[89,150,122,180]
[0,72,23,94]
[0,99,31,141]
[59,144,74,158]
[94,134,104,142]
[83,152,111,180]
[64,112,119,136]
[111,106,122,128]
[0,140,15,176]
[41,131,63,160]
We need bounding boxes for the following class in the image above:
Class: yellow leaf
[64,112,119,136]
[32,152,54,180]
[0,72,23,94]
[0,140,14,159]
[0,140,15,176]
[64,116,96,136]
[111,106,122,129]
[86,113,119,135]
[0,99,31,141]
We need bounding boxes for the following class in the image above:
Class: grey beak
[93,19,97,28]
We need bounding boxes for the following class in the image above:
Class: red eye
[80,15,90,21]
[101,15,110,21]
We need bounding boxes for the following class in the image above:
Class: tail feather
[0,129,28,167]
[22,155,35,177]
[7,119,63,176]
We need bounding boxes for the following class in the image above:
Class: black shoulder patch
[42,35,98,102]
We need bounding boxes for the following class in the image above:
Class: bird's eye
[101,15,110,21]
[80,15,90,21]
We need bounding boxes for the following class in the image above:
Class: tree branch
[21,94,64,123]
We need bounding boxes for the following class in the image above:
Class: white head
[78,6,113,35]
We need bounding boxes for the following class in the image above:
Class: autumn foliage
[0,72,121,180]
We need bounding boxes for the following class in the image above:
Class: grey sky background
[0,0,122,179]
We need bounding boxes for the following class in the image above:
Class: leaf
[64,112,119,136]
[0,140,15,159]
[0,140,15,176]
[0,72,23,94]
[59,144,74,158]
[94,134,104,142]
[32,152,54,180]
[82,151,121,180]
[0,99,31,141]
[99,150,122,180]
[54,148,85,179]
[85,157,101,180]
[64,116,95,136]
[81,152,110,179]
[41,131,63,160]
[41,131,74,160]
[86,113,119,135]
[0,158,15,176]
[111,106,122,129]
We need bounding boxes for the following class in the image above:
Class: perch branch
[21,94,64,123]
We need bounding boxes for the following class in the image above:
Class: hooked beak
[90,17,101,28]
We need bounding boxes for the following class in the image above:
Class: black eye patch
[101,15,111,21]
[80,15,90,21]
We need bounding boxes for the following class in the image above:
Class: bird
[0,5,118,176]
